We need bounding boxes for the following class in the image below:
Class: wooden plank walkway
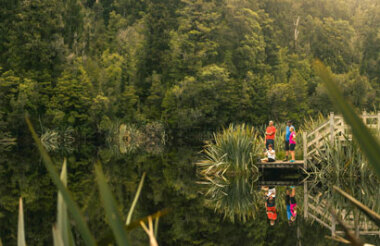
[256,160,304,169]
[258,180,303,186]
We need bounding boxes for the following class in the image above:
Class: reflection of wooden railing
[304,182,380,236]
[303,112,380,169]
[303,112,380,236]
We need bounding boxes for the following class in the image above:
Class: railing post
[362,111,367,125]
[329,112,335,144]
[303,132,307,169]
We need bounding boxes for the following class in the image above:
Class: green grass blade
[0,237,3,246]
[94,163,130,246]
[126,172,146,225]
[25,116,96,246]
[57,158,75,246]
[52,225,64,246]
[18,198,26,246]
[154,217,159,238]
[314,60,380,177]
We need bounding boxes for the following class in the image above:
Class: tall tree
[6,0,66,78]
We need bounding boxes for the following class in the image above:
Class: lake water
[1,141,379,245]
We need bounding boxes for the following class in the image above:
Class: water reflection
[198,168,380,242]
[1,140,380,245]
[199,173,260,223]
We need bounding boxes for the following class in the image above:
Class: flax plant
[197,124,261,176]
[308,136,380,227]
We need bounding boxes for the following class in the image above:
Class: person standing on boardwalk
[284,121,295,161]
[289,126,296,162]
[265,121,276,149]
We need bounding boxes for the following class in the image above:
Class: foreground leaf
[126,172,146,225]
[57,158,75,246]
[25,115,96,246]
[98,209,170,245]
[18,198,26,246]
[313,60,380,177]
[95,163,130,246]
[52,225,64,246]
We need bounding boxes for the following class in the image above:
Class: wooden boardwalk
[256,160,304,169]
[258,180,303,186]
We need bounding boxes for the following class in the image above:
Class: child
[289,127,296,163]
[261,144,276,162]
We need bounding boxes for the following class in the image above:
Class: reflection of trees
[105,122,166,155]
[119,122,165,154]
[200,174,260,223]
[40,127,75,153]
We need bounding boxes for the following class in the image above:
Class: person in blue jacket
[284,120,295,161]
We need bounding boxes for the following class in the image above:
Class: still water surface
[0,142,379,245]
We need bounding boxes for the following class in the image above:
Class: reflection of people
[265,187,277,226]
[284,121,295,161]
[261,144,276,162]
[285,187,297,224]
[289,127,296,163]
[265,121,276,149]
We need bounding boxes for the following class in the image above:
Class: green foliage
[198,124,261,175]
[2,0,380,244]
[314,60,380,177]
[0,0,379,141]
[25,116,97,246]
[310,137,380,213]
[6,0,66,78]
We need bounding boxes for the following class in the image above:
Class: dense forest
[1,1,380,245]
[1,0,380,143]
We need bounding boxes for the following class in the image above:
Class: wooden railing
[304,183,380,236]
[303,112,380,169]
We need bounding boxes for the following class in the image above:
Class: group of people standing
[264,186,297,226]
[261,120,297,163]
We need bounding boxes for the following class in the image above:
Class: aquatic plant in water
[201,174,260,223]
[198,124,261,176]
[197,124,263,222]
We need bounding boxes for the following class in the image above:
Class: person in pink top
[289,126,296,163]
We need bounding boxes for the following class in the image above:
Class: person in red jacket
[265,121,276,149]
